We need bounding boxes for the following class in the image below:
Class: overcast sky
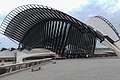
[0,0,120,48]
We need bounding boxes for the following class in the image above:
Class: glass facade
[19,20,96,57]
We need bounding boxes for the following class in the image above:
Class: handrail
[0,58,52,77]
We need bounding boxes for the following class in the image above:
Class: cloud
[0,34,18,48]
[0,0,89,48]
[0,0,88,14]
[0,0,120,48]
[69,0,120,32]
[0,14,6,25]
[68,0,120,47]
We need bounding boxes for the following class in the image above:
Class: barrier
[0,58,52,77]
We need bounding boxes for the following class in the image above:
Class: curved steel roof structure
[0,4,106,57]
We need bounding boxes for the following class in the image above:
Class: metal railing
[0,58,52,77]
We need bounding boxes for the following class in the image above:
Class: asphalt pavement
[1,58,120,80]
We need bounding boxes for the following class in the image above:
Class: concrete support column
[1,58,5,65]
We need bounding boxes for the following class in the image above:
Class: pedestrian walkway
[1,58,120,80]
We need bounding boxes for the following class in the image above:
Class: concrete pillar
[1,58,5,65]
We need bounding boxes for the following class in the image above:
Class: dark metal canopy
[0,4,104,57]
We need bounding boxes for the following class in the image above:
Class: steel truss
[0,4,104,57]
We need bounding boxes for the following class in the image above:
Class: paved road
[1,58,120,80]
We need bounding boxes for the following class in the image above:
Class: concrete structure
[86,16,120,57]
[0,48,55,64]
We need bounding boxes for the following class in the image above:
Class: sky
[0,0,120,48]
